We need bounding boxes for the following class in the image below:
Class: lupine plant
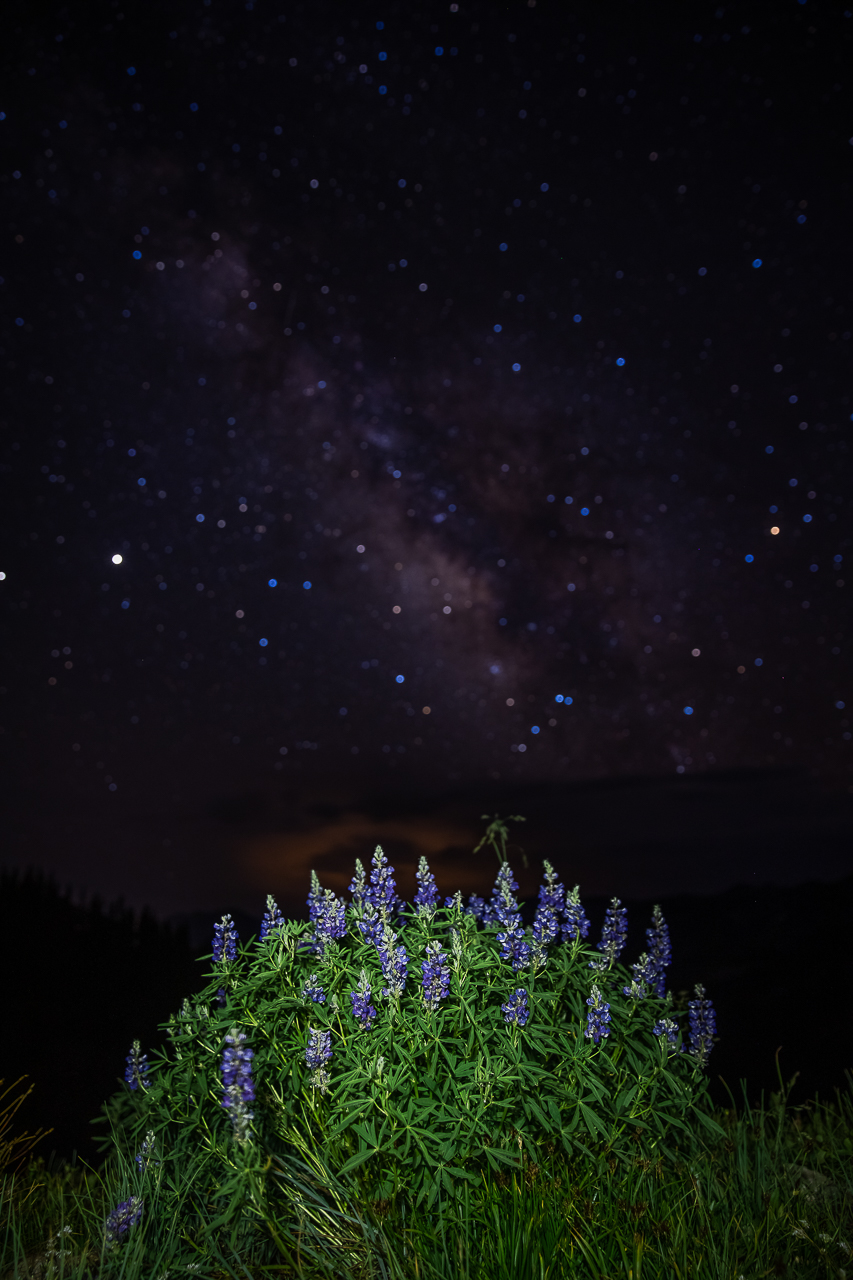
[96,830,725,1242]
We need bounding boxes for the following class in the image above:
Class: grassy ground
[3,1065,852,1279]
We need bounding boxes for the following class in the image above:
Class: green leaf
[579,1100,609,1140]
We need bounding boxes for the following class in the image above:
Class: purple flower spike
[260,894,285,940]
[348,858,367,908]
[377,922,408,998]
[622,952,658,999]
[492,862,531,972]
[687,984,717,1068]
[414,855,440,918]
[531,860,563,965]
[535,861,564,935]
[312,888,347,955]
[590,897,628,971]
[301,972,326,1004]
[350,969,377,1029]
[105,1196,143,1243]
[366,844,400,917]
[465,894,488,922]
[501,987,530,1027]
[135,1130,158,1171]
[357,900,385,947]
[221,1026,255,1142]
[124,1040,150,1091]
[646,905,672,998]
[585,984,612,1045]
[562,884,591,944]
[421,939,451,1010]
[305,1027,332,1068]
[307,870,324,923]
[212,913,239,965]
[306,1027,333,1094]
[653,1017,682,1052]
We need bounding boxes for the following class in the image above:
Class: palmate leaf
[483,1144,525,1169]
[578,1100,611,1141]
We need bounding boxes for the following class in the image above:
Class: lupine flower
[216,987,227,1007]
[135,1130,159,1171]
[307,870,324,923]
[421,940,451,1010]
[590,897,628,970]
[465,894,488,922]
[645,905,672,997]
[306,1027,332,1093]
[212,913,239,964]
[348,857,367,909]
[444,890,464,912]
[533,861,564,945]
[531,861,563,967]
[357,900,385,947]
[622,952,658,999]
[501,987,530,1027]
[687,984,717,1068]
[562,884,591,943]
[302,973,326,1004]
[653,1017,682,1050]
[350,969,377,1029]
[105,1196,143,1243]
[260,894,285,940]
[377,922,408,998]
[312,888,347,955]
[366,844,400,917]
[585,984,612,1044]
[414,856,440,918]
[124,1040,150,1091]
[450,926,464,967]
[221,1027,255,1142]
[491,862,531,971]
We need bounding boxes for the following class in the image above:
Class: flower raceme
[221,1026,255,1142]
[124,1040,150,1091]
[688,983,717,1066]
[562,883,591,943]
[414,855,440,918]
[212,913,239,964]
[350,969,377,1029]
[365,843,401,918]
[377,921,409,999]
[134,1130,158,1171]
[306,1027,333,1094]
[105,1196,143,1244]
[259,894,285,940]
[421,939,451,1010]
[312,888,347,956]
[501,987,530,1026]
[301,973,326,1004]
[585,984,612,1044]
[492,861,531,972]
[590,897,629,971]
[646,904,673,997]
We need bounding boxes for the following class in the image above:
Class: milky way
[2,0,851,910]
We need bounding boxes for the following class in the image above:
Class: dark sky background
[2,0,852,923]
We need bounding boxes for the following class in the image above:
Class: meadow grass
[3,1061,852,1280]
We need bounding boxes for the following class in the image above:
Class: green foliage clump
[98,836,724,1234]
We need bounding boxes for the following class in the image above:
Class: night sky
[3,0,852,920]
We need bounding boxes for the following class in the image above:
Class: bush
[96,823,724,1245]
